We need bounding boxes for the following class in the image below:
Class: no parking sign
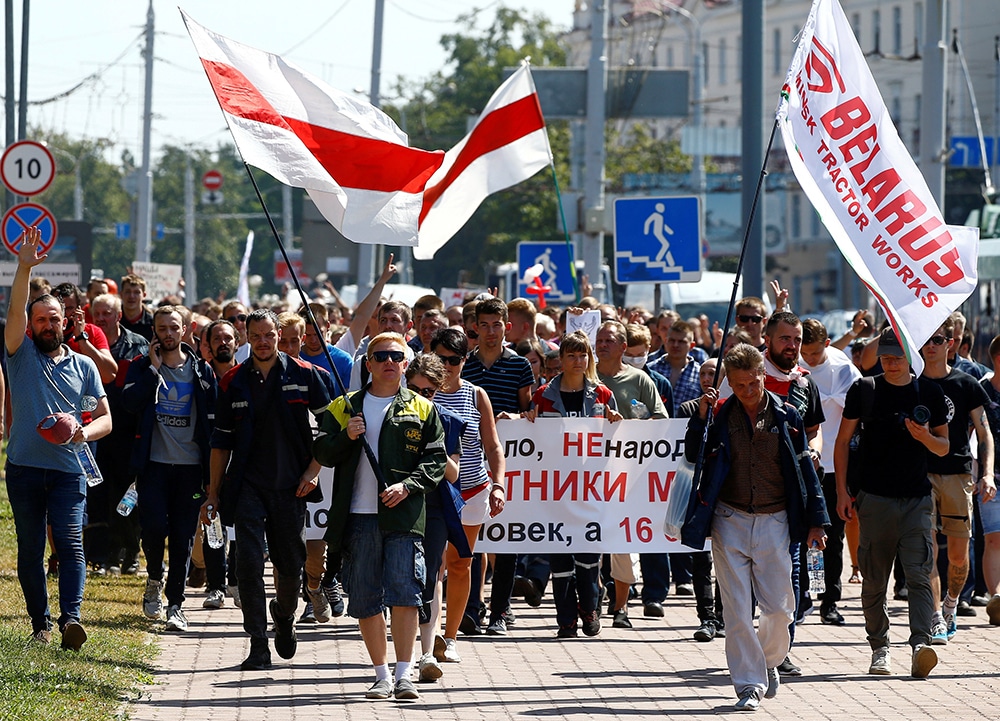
[2,203,58,256]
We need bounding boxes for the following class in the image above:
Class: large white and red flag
[182,11,551,255]
[414,61,553,259]
[776,0,978,373]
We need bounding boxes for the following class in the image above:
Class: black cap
[877,327,905,357]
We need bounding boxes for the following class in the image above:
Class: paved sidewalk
[130,573,1000,720]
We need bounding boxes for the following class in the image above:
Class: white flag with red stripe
[182,11,551,255]
[414,63,553,260]
[776,0,978,373]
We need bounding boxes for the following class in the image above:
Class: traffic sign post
[613,196,702,284]
[2,202,58,256]
[202,169,223,190]
[1,141,56,196]
[516,241,577,304]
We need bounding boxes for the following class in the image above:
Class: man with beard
[762,311,825,678]
[90,293,149,576]
[202,309,331,670]
[206,319,238,379]
[122,306,217,632]
[5,227,112,650]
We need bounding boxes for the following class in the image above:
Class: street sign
[1,140,56,196]
[613,196,702,284]
[516,241,577,304]
[1,202,58,256]
[202,169,223,190]
[115,222,130,240]
[202,190,224,205]
[949,136,995,168]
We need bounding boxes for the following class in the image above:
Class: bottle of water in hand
[116,482,138,516]
[807,542,825,596]
[630,398,650,419]
[204,505,225,550]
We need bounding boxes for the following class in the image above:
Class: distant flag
[237,230,253,306]
[776,0,978,373]
[181,10,551,257]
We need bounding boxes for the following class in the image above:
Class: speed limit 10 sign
[1,141,56,196]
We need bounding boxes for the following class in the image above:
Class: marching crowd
[6,226,1000,709]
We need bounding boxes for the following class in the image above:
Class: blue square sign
[613,196,702,283]
[517,241,578,304]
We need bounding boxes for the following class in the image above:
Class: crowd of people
[6,230,1000,708]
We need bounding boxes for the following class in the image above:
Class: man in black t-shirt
[919,317,995,643]
[834,326,949,679]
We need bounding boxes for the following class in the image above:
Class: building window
[889,82,902,127]
[773,27,782,76]
[914,2,924,54]
[811,207,821,237]
[791,193,802,239]
[667,45,674,68]
[719,38,727,85]
[851,12,861,42]
[892,6,902,55]
[873,10,881,53]
[702,41,710,88]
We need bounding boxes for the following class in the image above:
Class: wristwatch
[74,331,89,342]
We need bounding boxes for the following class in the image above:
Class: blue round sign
[2,202,58,257]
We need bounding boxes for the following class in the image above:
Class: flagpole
[241,162,390,490]
[550,163,581,301]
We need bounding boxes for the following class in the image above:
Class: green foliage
[605,124,691,191]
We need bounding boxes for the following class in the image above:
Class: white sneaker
[203,589,225,609]
[418,652,443,682]
[165,605,188,632]
[143,579,164,619]
[869,647,891,675]
[442,637,461,663]
[306,585,332,623]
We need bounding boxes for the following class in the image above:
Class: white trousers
[710,503,794,697]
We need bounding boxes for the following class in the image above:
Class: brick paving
[129,570,1000,719]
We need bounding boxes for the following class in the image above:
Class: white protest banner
[0,262,79,286]
[477,417,701,553]
[776,0,977,374]
[304,465,335,541]
[132,261,183,302]
[565,309,602,346]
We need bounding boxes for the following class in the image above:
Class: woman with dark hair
[429,327,505,663]
[515,338,547,394]
[527,331,622,637]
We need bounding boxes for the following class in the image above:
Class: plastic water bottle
[74,442,103,487]
[807,543,826,596]
[116,482,138,516]
[630,398,651,419]
[204,505,225,550]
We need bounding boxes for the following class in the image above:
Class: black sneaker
[612,609,632,628]
[820,605,845,625]
[693,621,717,642]
[956,600,977,617]
[241,644,272,671]
[513,576,543,607]
[556,624,578,639]
[643,602,665,618]
[459,613,483,636]
[485,616,508,636]
[776,656,802,676]
[270,599,297,659]
[322,579,346,617]
[580,609,601,637]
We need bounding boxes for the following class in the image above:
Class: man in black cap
[834,326,950,679]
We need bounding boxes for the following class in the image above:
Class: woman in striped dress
[429,327,505,663]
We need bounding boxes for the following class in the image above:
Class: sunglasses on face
[738,314,764,324]
[411,385,436,398]
[226,314,247,323]
[370,350,405,363]
[436,353,464,366]
[924,335,949,346]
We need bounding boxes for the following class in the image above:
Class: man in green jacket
[314,331,446,702]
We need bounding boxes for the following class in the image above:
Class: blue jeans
[5,462,87,632]
[342,513,425,620]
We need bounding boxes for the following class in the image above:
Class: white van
[623,271,757,327]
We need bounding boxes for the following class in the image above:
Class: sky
[20,0,567,161]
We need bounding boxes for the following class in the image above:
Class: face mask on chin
[623,353,648,369]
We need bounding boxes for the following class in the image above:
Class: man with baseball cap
[834,326,950,678]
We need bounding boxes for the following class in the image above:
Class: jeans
[549,553,600,628]
[711,503,793,698]
[342,513,425,619]
[5,462,87,632]
[136,463,203,607]
[857,491,935,649]
[819,473,845,609]
[638,552,670,603]
[234,482,307,644]
[692,550,723,625]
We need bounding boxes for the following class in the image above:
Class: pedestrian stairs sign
[613,196,702,284]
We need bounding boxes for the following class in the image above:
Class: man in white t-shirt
[800,318,861,626]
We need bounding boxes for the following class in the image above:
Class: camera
[898,404,931,426]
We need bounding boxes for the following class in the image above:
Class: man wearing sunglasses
[919,317,995,644]
[202,309,332,671]
[735,297,769,351]
[315,331,446,701]
[834,326,949,678]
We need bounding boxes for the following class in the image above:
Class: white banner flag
[477,418,700,553]
[776,0,978,373]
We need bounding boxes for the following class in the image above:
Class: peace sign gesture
[17,226,47,268]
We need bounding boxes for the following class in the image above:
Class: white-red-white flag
[182,10,444,247]
[414,62,553,260]
[776,0,978,374]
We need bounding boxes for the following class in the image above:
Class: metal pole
[136,0,155,263]
[5,0,14,209]
[16,0,27,141]
[919,0,948,208]
[741,0,765,298]
[582,0,608,297]
[73,162,82,220]
[355,0,385,301]
[993,36,999,197]
[282,183,293,247]
[184,158,197,301]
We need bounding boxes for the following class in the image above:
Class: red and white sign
[202,169,223,190]
[776,0,978,374]
[1,141,56,196]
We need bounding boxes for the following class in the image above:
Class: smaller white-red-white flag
[414,62,553,260]
[182,10,444,247]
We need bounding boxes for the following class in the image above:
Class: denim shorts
[980,491,1000,536]
[342,513,425,619]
